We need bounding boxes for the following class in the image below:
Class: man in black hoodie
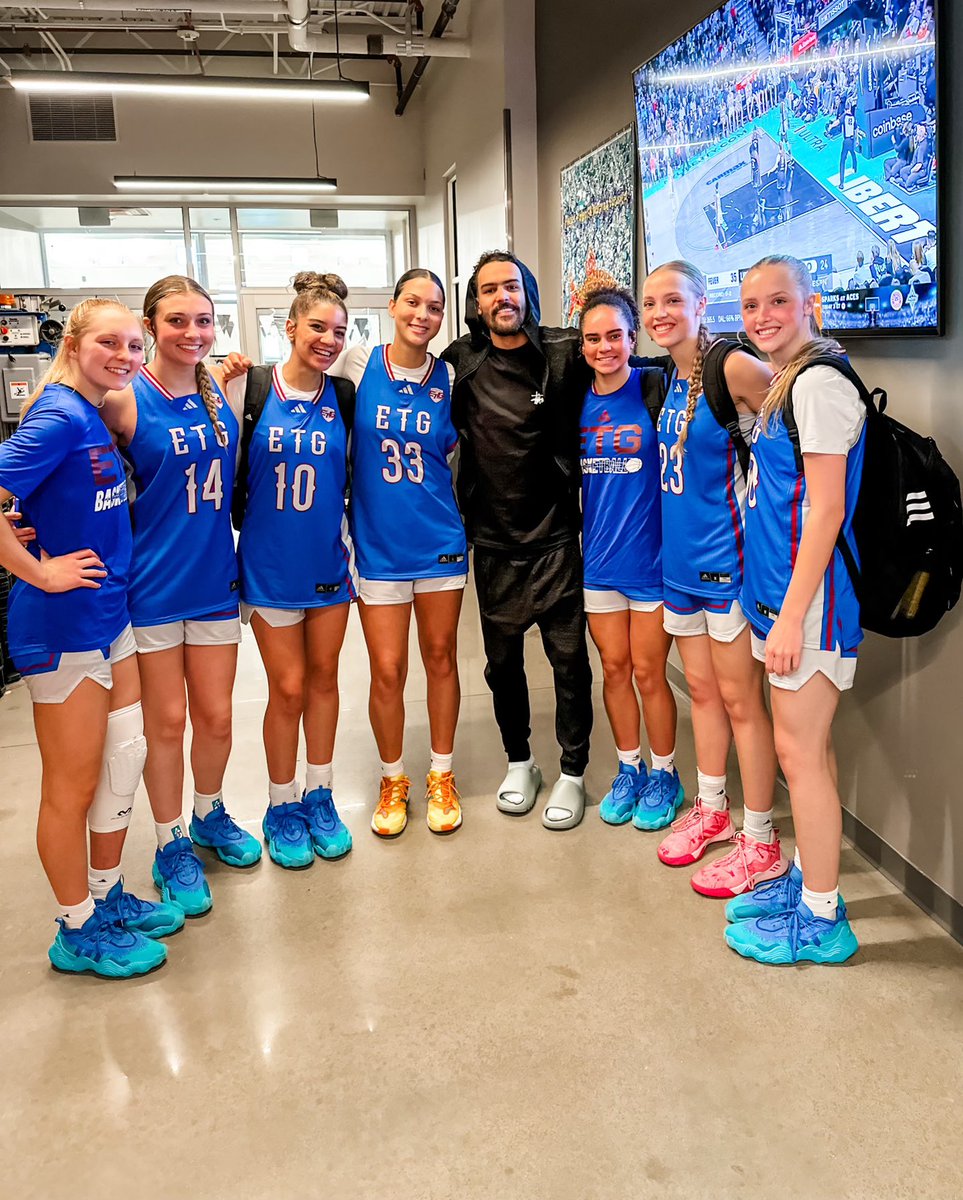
[441,251,594,830]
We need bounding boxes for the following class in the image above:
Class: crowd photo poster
[560,125,637,327]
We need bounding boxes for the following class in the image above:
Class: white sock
[802,884,838,920]
[192,790,222,820]
[305,762,333,792]
[742,807,774,843]
[697,771,728,812]
[651,748,675,773]
[559,772,584,786]
[268,778,300,807]
[430,749,453,774]
[155,817,187,849]
[61,895,96,929]
[508,755,535,771]
[793,845,803,872]
[381,757,405,778]
[617,746,642,768]
[88,864,122,901]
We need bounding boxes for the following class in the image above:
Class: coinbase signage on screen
[634,0,939,335]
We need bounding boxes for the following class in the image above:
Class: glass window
[0,223,44,289]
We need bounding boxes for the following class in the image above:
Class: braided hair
[142,275,228,447]
[646,260,713,457]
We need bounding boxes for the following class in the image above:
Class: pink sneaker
[657,798,735,866]
[690,830,789,898]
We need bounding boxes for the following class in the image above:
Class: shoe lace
[271,803,310,843]
[640,769,669,806]
[669,798,705,831]
[304,787,337,828]
[201,806,241,841]
[714,830,748,870]
[428,772,459,814]
[67,908,135,957]
[378,776,409,814]
[611,770,637,801]
[164,839,206,886]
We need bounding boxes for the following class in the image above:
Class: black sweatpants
[473,540,593,776]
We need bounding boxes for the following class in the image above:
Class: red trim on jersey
[823,557,836,650]
[382,344,435,387]
[789,475,805,567]
[140,366,175,402]
[724,442,745,575]
[271,364,325,407]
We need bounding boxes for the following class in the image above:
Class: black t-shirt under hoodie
[460,339,581,552]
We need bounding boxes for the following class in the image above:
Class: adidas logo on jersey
[399,384,416,396]
[290,404,307,414]
[183,399,199,410]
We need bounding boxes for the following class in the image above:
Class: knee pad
[88,703,148,834]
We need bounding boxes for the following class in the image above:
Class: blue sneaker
[302,787,353,859]
[599,763,648,825]
[190,802,262,868]
[262,801,315,869]
[152,836,213,917]
[726,863,805,923]
[725,898,859,965]
[632,767,685,831]
[96,878,185,938]
[49,906,167,978]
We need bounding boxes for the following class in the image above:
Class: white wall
[0,75,425,201]
[416,0,537,342]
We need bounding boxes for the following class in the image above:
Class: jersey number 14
[184,460,223,513]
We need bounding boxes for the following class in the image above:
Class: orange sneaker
[371,774,410,838]
[426,770,463,835]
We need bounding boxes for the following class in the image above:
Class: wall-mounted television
[633,1,939,335]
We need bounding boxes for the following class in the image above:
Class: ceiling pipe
[36,0,289,13]
[394,0,459,115]
[285,0,467,57]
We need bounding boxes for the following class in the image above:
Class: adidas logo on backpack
[786,356,963,638]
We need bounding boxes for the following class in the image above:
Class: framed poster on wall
[560,125,637,327]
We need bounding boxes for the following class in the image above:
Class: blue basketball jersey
[742,391,865,654]
[658,376,746,599]
[0,384,131,665]
[123,367,239,626]
[237,366,357,608]
[580,368,662,600]
[350,346,466,580]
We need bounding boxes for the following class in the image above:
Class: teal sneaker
[302,787,353,859]
[96,878,185,938]
[632,767,685,831]
[190,802,262,867]
[48,906,167,978]
[726,863,805,922]
[262,801,315,870]
[725,898,858,965]
[152,836,213,917]
[599,763,647,826]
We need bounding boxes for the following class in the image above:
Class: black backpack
[701,338,758,477]
[638,363,669,428]
[231,365,356,531]
[782,355,963,638]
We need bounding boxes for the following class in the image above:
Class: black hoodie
[441,258,591,553]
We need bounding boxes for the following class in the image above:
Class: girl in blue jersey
[725,255,863,965]
[233,272,355,869]
[328,269,465,839]
[0,299,179,978]
[104,276,260,917]
[641,261,789,902]
[576,287,678,831]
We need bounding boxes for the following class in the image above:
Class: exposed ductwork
[284,0,467,57]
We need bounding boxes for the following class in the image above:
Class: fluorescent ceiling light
[6,71,369,102]
[114,177,338,194]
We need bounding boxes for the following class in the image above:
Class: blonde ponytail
[674,323,712,456]
[195,362,230,448]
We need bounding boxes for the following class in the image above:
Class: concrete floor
[1,585,961,1200]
